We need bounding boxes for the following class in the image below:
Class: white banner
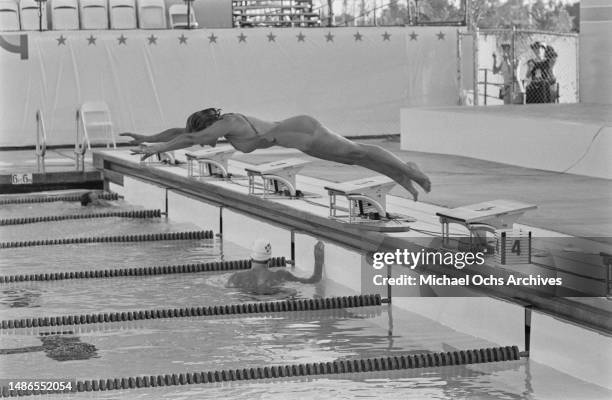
[0,27,462,147]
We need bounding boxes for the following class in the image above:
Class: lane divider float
[0,257,287,283]
[0,230,214,249]
[0,209,162,226]
[0,192,119,205]
[0,294,382,329]
[0,345,522,397]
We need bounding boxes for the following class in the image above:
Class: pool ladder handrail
[35,110,47,173]
[75,102,117,171]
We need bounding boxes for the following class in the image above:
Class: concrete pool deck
[230,137,612,240]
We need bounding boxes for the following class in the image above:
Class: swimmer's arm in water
[131,122,229,161]
[275,241,324,284]
[226,270,252,288]
[120,128,186,145]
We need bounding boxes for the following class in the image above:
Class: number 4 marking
[511,240,521,255]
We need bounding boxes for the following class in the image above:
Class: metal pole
[483,69,488,105]
[38,0,43,31]
[457,30,463,105]
[473,28,479,105]
[511,25,517,103]
[187,0,191,29]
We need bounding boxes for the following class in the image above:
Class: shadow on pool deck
[232,136,612,239]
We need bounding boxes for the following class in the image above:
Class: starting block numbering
[324,176,397,222]
[185,147,236,178]
[436,199,537,258]
[245,158,310,198]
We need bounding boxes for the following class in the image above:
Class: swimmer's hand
[314,241,324,265]
[129,144,159,161]
[120,133,147,146]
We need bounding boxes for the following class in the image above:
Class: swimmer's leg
[308,129,431,200]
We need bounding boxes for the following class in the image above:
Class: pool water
[0,193,610,400]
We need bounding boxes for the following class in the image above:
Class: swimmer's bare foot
[406,161,431,193]
[402,179,419,201]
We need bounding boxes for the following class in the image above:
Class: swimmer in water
[226,239,324,294]
[80,192,110,207]
[121,109,431,201]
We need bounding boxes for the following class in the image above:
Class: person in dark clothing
[525,41,558,104]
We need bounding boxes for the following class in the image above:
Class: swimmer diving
[121,109,431,201]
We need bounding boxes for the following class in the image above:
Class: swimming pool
[0,191,610,399]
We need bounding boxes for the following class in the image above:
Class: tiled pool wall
[111,176,612,390]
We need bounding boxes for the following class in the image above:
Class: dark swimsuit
[224,113,261,135]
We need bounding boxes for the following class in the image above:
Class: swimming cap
[251,239,272,262]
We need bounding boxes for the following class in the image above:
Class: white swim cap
[251,239,272,262]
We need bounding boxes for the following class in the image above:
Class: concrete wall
[400,107,612,179]
[580,0,612,104]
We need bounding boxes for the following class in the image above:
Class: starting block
[245,158,310,198]
[185,147,236,178]
[138,144,177,165]
[324,176,397,223]
[494,229,532,264]
[436,199,537,250]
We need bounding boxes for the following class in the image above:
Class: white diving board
[436,199,537,245]
[245,158,310,198]
[185,147,236,178]
[324,176,397,222]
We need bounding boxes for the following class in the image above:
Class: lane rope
[0,345,521,397]
[0,294,382,329]
[0,230,214,249]
[0,192,119,205]
[0,257,287,283]
[0,209,162,226]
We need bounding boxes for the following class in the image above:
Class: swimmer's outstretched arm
[120,128,187,145]
[277,241,324,284]
[131,122,229,161]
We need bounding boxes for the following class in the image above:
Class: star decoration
[86,35,96,45]
[296,32,305,42]
[267,32,276,42]
[237,33,247,43]
[147,35,157,45]
[208,33,217,43]
[178,34,188,44]
[409,31,418,41]
[382,32,391,41]
[353,31,363,41]
[436,31,446,40]
[56,35,66,45]
[117,34,127,45]
[324,32,334,42]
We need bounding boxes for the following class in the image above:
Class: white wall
[580,0,612,104]
[400,107,612,179]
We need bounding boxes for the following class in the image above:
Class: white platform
[400,104,612,180]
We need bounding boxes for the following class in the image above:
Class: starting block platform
[436,199,537,246]
[245,158,310,198]
[137,144,178,165]
[185,147,236,179]
[324,176,415,231]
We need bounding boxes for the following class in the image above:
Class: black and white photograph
[0,0,610,398]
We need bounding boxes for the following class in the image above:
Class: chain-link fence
[477,29,578,105]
